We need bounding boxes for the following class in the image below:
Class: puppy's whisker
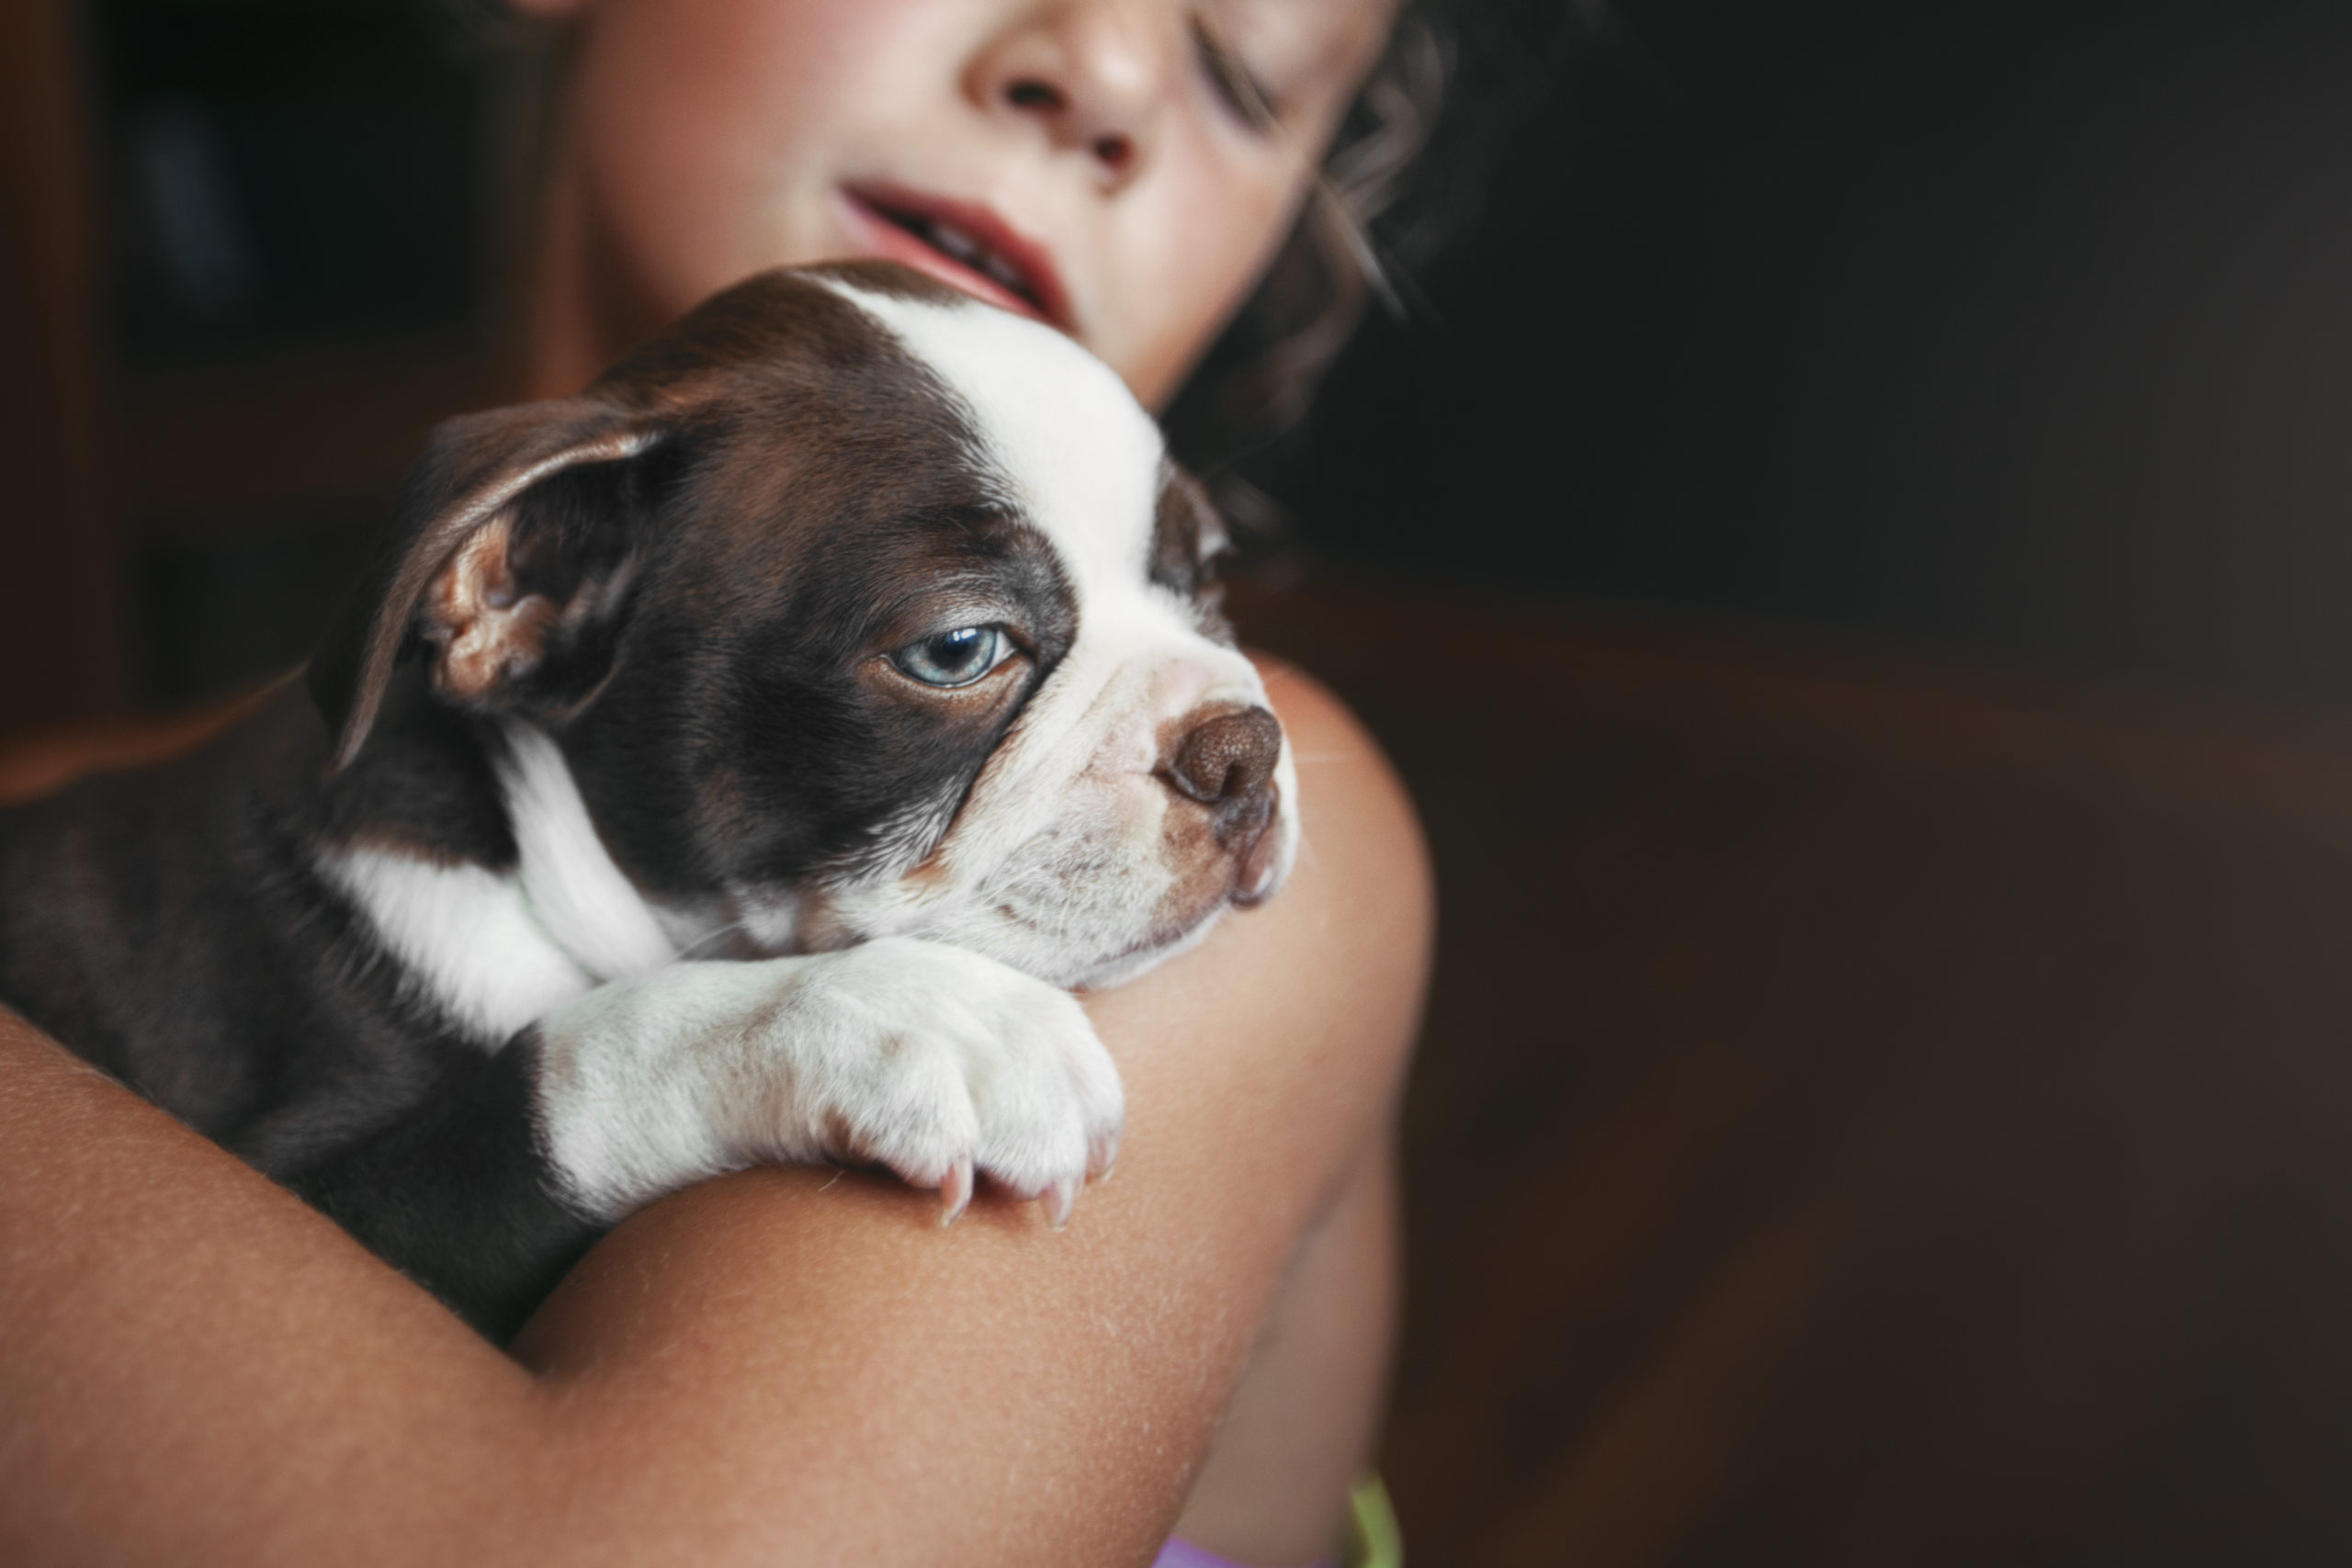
[1294,829,1324,873]
[673,918,759,962]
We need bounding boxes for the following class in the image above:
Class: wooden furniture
[0,0,128,736]
[0,0,505,739]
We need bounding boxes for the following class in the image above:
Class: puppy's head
[314,263,1295,987]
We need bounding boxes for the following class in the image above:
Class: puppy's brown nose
[1165,705,1283,850]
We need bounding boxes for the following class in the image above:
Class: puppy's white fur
[492,725,682,981]
[321,724,684,1049]
[318,848,592,1046]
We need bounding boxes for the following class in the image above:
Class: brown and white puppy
[0,264,1296,1338]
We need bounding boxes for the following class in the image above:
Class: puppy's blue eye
[890,626,1009,688]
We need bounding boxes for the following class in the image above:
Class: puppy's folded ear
[310,397,670,772]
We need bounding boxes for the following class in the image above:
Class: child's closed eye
[1193,15,1283,133]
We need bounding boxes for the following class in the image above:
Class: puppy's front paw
[775,938,1121,1224]
[531,939,1123,1226]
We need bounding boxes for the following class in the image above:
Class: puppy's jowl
[0,265,1296,1338]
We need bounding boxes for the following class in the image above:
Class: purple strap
[1153,1540,1334,1568]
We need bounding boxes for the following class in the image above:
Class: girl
[0,4,1444,1562]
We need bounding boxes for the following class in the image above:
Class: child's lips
[838,188,1074,332]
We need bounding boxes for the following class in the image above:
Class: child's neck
[526,151,666,400]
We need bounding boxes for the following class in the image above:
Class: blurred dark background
[1272,0,2352,710]
[3,0,510,726]
[9,1,2352,1562]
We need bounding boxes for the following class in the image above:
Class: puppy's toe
[1042,1174,1079,1230]
[937,976,1121,1221]
[790,939,1125,1225]
[937,1156,976,1226]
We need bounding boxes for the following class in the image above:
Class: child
[0,5,1444,1563]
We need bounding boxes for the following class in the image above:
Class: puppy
[0,264,1297,1339]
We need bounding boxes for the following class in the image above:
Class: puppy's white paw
[531,938,1123,1226]
[761,938,1123,1223]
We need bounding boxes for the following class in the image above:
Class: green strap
[1346,1474,1404,1568]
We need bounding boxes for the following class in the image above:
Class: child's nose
[966,1,1177,191]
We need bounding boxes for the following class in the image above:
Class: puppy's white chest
[319,849,594,1045]
[323,726,694,1047]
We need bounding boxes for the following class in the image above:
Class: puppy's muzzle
[1161,705,1286,907]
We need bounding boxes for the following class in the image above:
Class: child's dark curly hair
[1162,0,1577,475]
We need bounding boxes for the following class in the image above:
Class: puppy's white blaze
[819,278,1299,986]
[320,847,594,1046]
[495,725,678,983]
[816,276,1164,595]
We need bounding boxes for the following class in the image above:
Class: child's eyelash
[1192,17,1282,133]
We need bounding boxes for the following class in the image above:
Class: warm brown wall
[0,0,130,738]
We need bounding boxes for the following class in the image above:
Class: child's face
[528,0,1397,407]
